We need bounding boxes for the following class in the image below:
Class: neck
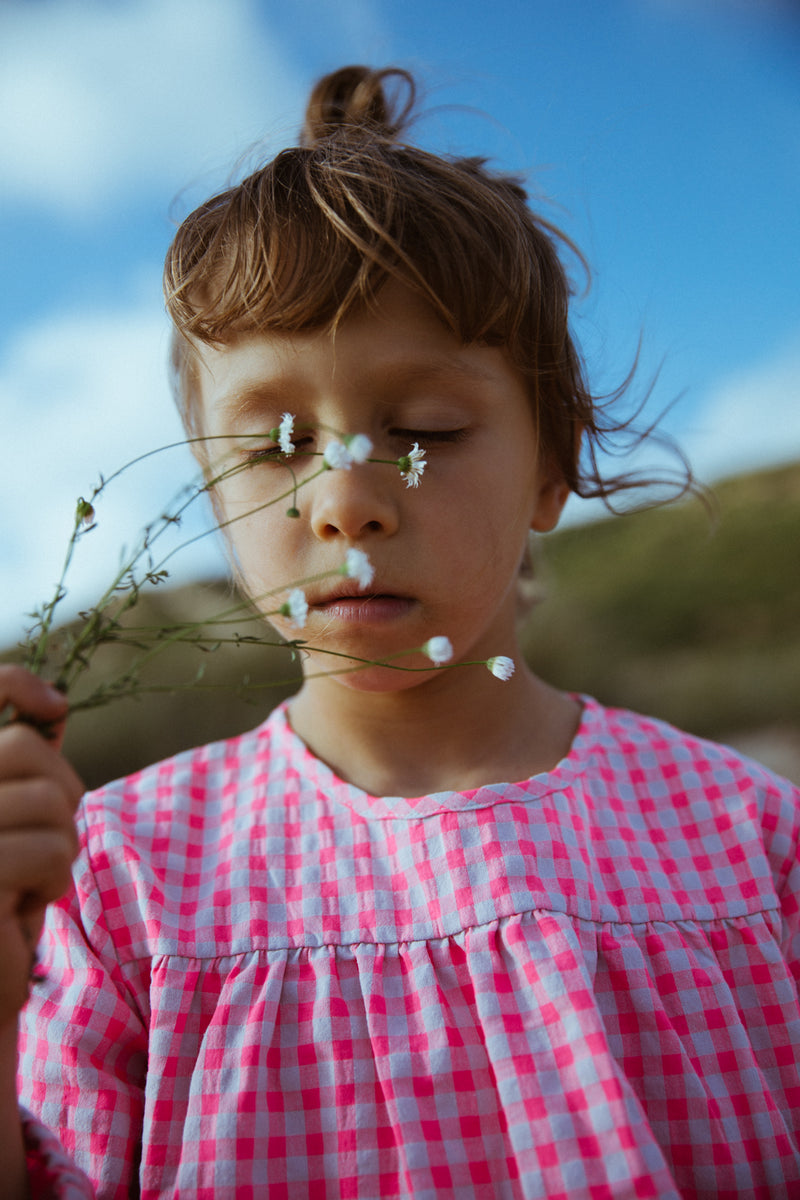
[287,662,581,798]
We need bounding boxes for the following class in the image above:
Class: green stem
[28,510,85,676]
[17,428,416,703]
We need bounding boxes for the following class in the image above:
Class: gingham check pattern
[19,697,800,1198]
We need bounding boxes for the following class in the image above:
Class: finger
[0,890,47,952]
[0,665,70,748]
[0,886,54,1018]
[0,829,78,907]
[0,778,80,857]
[0,665,68,723]
[0,912,45,1018]
[0,723,84,814]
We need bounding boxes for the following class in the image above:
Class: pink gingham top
[18,696,800,1198]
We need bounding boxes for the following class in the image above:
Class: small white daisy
[487,655,515,681]
[424,636,453,665]
[346,433,374,463]
[280,588,308,628]
[323,440,354,470]
[278,412,295,456]
[398,443,427,488]
[343,548,375,589]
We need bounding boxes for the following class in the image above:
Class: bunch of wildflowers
[3,417,515,724]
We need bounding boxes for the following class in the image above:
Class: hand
[0,667,84,1025]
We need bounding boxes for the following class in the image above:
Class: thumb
[0,666,70,749]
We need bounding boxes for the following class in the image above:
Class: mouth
[308,581,417,624]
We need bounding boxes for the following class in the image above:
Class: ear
[530,422,581,533]
[530,471,570,533]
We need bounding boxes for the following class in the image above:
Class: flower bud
[487,656,515,681]
[76,497,96,527]
[424,636,453,665]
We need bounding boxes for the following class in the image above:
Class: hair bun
[300,65,415,147]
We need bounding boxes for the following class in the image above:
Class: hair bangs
[165,141,565,355]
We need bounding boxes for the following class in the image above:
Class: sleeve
[17,823,149,1200]
[758,767,800,984]
[21,1107,94,1199]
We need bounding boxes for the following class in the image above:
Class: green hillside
[5,460,799,789]
[523,461,800,738]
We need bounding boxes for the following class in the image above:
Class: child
[3,65,800,1199]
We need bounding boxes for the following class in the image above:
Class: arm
[0,667,85,1198]
[18,851,148,1199]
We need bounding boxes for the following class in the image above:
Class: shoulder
[77,702,293,842]
[584,696,797,798]
[579,696,800,879]
[65,703,304,958]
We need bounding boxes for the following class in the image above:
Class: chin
[309,657,441,695]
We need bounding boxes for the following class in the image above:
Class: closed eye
[242,436,316,464]
[242,445,281,464]
[392,428,469,446]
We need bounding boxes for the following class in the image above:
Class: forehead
[193,281,527,424]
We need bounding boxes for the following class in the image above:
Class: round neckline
[268,694,600,820]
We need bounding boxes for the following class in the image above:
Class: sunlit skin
[196,282,581,796]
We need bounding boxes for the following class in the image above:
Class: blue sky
[1,0,799,645]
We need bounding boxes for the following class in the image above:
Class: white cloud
[0,292,228,647]
[0,0,307,215]
[680,330,800,484]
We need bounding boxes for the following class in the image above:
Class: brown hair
[164,65,692,505]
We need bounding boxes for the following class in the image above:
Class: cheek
[441,467,538,599]
[235,518,294,578]
[433,454,536,543]
[215,489,300,597]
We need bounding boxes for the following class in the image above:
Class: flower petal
[347,433,374,463]
[324,440,354,470]
[287,588,308,628]
[487,655,515,681]
[424,636,453,665]
[398,442,427,488]
[343,548,375,589]
[278,412,295,456]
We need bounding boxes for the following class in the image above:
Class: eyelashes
[240,436,314,464]
[391,428,469,445]
[241,446,281,464]
[240,428,469,465]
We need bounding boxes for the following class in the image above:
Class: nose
[309,462,400,542]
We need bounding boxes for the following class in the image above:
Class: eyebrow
[214,379,300,425]
[214,354,494,423]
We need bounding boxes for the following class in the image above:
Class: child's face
[194,281,568,692]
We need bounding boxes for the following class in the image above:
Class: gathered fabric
[19,697,800,1198]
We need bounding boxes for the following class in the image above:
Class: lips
[306,580,416,624]
[307,577,406,606]
[308,580,375,606]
